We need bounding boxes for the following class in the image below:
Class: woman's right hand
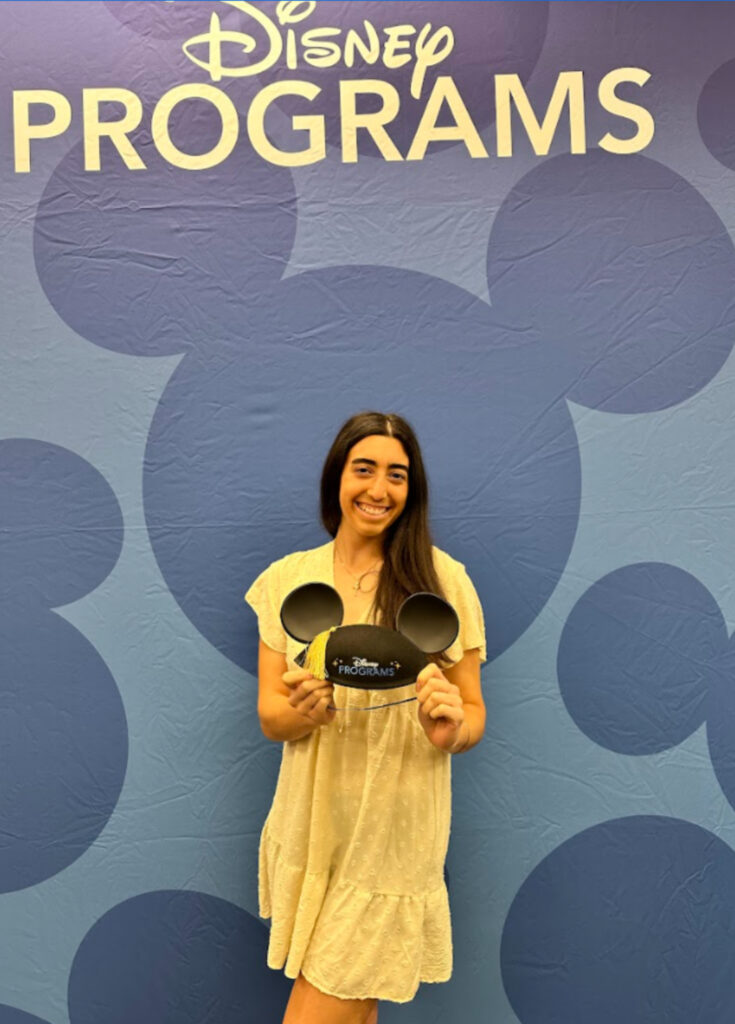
[282,668,337,726]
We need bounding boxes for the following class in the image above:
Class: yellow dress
[244,540,486,1003]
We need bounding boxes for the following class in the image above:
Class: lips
[355,501,390,518]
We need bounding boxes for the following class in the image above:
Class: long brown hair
[320,411,445,629]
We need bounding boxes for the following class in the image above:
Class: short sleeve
[244,560,288,655]
[436,557,487,665]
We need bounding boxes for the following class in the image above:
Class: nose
[367,475,387,501]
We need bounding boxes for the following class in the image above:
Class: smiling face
[337,434,410,540]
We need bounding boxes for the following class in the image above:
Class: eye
[390,472,407,483]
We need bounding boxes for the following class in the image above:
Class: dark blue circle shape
[142,266,580,671]
[501,816,735,1024]
[0,1010,53,1024]
[486,151,735,412]
[0,609,128,892]
[698,59,735,172]
[557,563,723,755]
[0,439,123,607]
[33,102,296,357]
[68,891,291,1024]
[0,439,126,890]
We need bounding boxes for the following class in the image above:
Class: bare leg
[282,972,379,1024]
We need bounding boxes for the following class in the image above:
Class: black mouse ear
[280,582,344,643]
[396,592,459,654]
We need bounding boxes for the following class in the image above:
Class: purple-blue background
[4,3,735,1022]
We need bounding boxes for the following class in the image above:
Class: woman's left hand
[416,663,466,753]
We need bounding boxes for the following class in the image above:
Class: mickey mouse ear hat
[396,591,459,653]
[281,584,458,654]
[280,582,344,643]
[279,583,460,690]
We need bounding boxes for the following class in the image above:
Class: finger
[419,692,460,716]
[416,662,444,686]
[423,692,462,715]
[291,685,331,709]
[308,687,333,706]
[282,667,311,684]
[429,703,464,722]
[289,683,317,708]
[292,677,328,698]
[309,695,332,720]
[418,679,459,703]
[423,678,458,695]
[296,692,317,712]
[417,669,452,694]
[304,677,333,693]
[283,669,313,686]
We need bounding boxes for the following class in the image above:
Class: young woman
[245,411,486,1024]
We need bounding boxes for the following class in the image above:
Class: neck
[334,523,385,568]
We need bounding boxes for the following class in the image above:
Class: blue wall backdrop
[4,2,735,1022]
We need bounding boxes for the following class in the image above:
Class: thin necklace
[334,544,383,592]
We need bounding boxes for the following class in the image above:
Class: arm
[257,639,336,742]
[416,649,486,754]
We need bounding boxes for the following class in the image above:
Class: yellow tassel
[303,627,336,681]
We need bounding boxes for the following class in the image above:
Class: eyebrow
[351,457,409,472]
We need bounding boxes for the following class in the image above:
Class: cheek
[341,487,362,515]
[338,477,353,505]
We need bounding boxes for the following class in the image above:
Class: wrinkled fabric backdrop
[3,2,735,1022]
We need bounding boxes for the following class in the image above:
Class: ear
[396,592,459,654]
[280,582,344,643]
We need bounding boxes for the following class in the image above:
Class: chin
[356,518,388,535]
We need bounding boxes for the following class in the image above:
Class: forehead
[347,434,409,466]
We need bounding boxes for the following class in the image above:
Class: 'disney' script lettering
[182,0,454,99]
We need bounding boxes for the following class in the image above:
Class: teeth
[356,502,389,517]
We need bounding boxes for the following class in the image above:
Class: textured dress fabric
[245,540,486,1003]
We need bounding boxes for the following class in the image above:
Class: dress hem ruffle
[258,943,452,1004]
[298,962,452,1004]
[259,827,453,1003]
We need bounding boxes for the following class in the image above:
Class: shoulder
[249,540,332,593]
[273,540,331,574]
[430,545,487,663]
[431,545,471,583]
[431,543,481,605]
